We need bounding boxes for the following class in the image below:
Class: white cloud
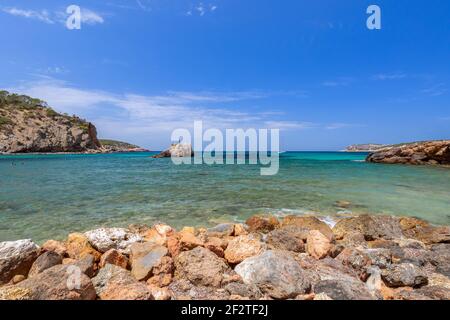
[2,7,54,24]
[421,83,447,97]
[80,8,104,25]
[322,77,353,87]
[325,123,364,130]
[2,6,104,27]
[372,73,407,80]
[7,78,357,147]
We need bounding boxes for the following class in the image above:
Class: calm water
[1,152,449,243]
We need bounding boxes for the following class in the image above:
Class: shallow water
[1,152,449,243]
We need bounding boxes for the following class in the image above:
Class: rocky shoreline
[1,214,449,300]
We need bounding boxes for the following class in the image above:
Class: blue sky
[0,0,449,150]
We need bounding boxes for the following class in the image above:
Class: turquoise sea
[1,152,449,243]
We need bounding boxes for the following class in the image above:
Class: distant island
[0,91,148,154]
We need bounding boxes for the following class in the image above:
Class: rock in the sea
[99,249,129,269]
[130,242,169,281]
[245,215,280,233]
[14,264,96,300]
[333,215,403,241]
[224,234,265,264]
[313,279,375,300]
[28,251,62,277]
[66,233,101,261]
[381,263,428,288]
[266,226,306,253]
[152,143,193,158]
[281,216,334,241]
[84,228,143,254]
[174,247,232,288]
[366,140,450,165]
[92,263,152,300]
[306,230,332,259]
[0,239,40,285]
[234,250,311,299]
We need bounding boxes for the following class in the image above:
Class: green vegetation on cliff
[99,139,140,149]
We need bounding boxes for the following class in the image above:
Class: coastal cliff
[0,91,145,154]
[366,140,450,165]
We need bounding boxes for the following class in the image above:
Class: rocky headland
[366,140,450,165]
[1,214,449,300]
[0,91,147,154]
[345,144,388,152]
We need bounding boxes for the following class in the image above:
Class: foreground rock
[92,264,152,300]
[235,250,311,299]
[11,264,96,300]
[84,228,143,254]
[366,140,450,165]
[1,214,449,300]
[0,240,39,285]
[174,247,232,287]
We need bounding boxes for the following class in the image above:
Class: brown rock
[224,234,265,264]
[336,248,371,281]
[333,215,403,241]
[16,264,96,300]
[143,223,175,246]
[147,273,173,287]
[41,240,67,257]
[130,242,169,281]
[306,230,331,259]
[246,215,279,233]
[28,251,62,277]
[281,216,334,241]
[167,231,204,257]
[92,263,152,300]
[66,233,101,262]
[148,284,171,300]
[400,217,450,245]
[174,247,232,287]
[233,224,248,236]
[99,249,128,269]
[11,275,26,284]
[204,237,228,258]
[266,226,306,253]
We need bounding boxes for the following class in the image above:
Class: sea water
[1,152,449,242]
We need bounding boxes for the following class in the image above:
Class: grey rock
[28,251,62,277]
[382,263,428,288]
[313,279,375,300]
[235,250,311,299]
[0,239,40,284]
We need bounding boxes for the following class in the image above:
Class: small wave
[263,208,340,228]
[352,160,365,162]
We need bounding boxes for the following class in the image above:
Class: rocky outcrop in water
[152,143,193,158]
[366,140,450,165]
[1,214,449,300]
[346,144,388,152]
